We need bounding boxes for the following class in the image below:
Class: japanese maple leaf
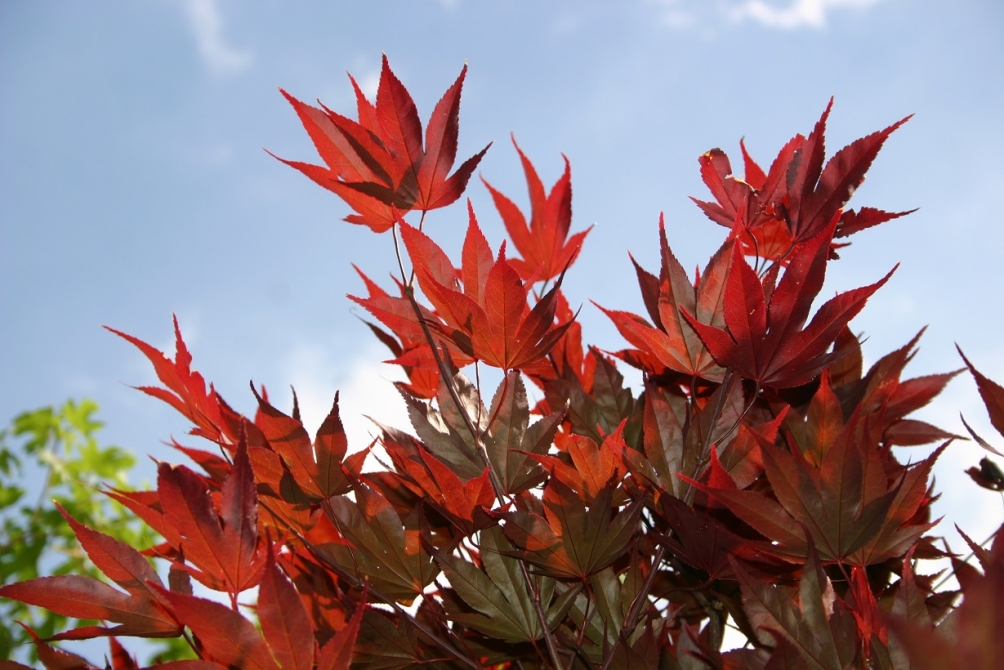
[400,202,574,371]
[599,214,730,382]
[152,553,365,670]
[251,387,358,501]
[658,494,790,582]
[684,216,895,389]
[501,479,641,580]
[106,438,267,594]
[322,485,439,603]
[274,55,489,232]
[730,538,859,669]
[525,426,629,503]
[958,346,1004,457]
[482,137,592,283]
[106,316,236,448]
[381,435,495,535]
[887,526,1004,669]
[348,264,475,398]
[0,506,181,641]
[692,102,914,260]
[685,409,945,565]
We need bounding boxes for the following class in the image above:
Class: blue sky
[3,0,1004,643]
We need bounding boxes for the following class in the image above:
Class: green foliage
[0,399,191,663]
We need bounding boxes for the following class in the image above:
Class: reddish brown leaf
[316,601,366,670]
[600,215,731,381]
[0,576,176,640]
[258,551,314,670]
[106,318,231,447]
[159,589,279,670]
[401,210,573,371]
[959,347,1004,451]
[275,56,488,231]
[685,218,894,388]
[482,137,591,283]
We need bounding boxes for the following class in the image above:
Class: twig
[600,370,738,670]
[401,282,564,667]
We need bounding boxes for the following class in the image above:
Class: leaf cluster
[2,58,1002,670]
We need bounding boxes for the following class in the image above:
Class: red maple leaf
[400,203,575,371]
[274,55,489,232]
[692,102,914,261]
[482,137,591,283]
[683,217,894,388]
[599,214,731,382]
[106,437,267,595]
[0,506,181,642]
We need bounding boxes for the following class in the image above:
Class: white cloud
[182,0,253,75]
[282,343,411,468]
[727,0,885,30]
[650,0,885,31]
[357,69,380,101]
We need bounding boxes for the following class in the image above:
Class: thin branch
[401,283,564,666]
[517,559,564,670]
[601,370,738,669]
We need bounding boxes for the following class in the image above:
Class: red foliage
[3,56,1001,670]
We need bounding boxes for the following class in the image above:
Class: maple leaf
[684,217,895,388]
[599,214,730,382]
[348,264,476,398]
[483,371,563,495]
[501,478,641,580]
[434,526,579,643]
[401,203,574,371]
[251,388,358,501]
[731,538,858,670]
[0,506,181,641]
[784,101,912,245]
[381,436,495,535]
[482,136,592,283]
[686,407,945,565]
[274,55,489,232]
[106,317,236,448]
[887,526,1004,669]
[542,347,644,446]
[958,346,1004,455]
[322,484,439,603]
[525,424,629,503]
[621,375,743,500]
[105,437,267,594]
[691,103,913,261]
[657,495,787,582]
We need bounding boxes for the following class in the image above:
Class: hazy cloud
[728,0,885,29]
[651,0,884,30]
[182,0,253,75]
[282,343,410,455]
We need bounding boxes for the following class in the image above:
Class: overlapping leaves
[275,55,489,232]
[400,204,575,371]
[684,217,894,388]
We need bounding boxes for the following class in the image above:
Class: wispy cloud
[728,0,885,29]
[651,0,885,31]
[282,343,410,455]
[182,0,253,75]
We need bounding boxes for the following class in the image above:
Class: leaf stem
[401,253,562,667]
[602,370,738,669]
[517,559,564,670]
[391,221,410,288]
